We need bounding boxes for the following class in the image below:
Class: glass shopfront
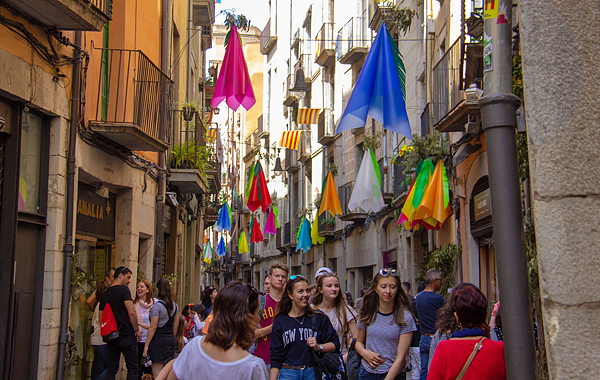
[65,182,116,380]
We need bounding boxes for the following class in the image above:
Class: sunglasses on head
[245,283,259,303]
[379,268,399,277]
[289,274,306,281]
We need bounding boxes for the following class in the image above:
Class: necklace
[291,314,305,325]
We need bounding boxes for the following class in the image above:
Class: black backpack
[310,315,348,380]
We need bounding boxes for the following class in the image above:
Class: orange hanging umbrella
[415,160,453,229]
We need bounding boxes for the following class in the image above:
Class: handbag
[455,337,486,380]
[310,315,348,380]
[346,338,362,380]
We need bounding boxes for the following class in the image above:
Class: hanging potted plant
[181,100,198,121]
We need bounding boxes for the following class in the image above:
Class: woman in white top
[134,279,156,374]
[312,272,359,362]
[90,280,109,380]
[156,281,268,380]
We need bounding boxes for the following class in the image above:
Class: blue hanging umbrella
[217,236,227,257]
[295,218,312,253]
[336,23,411,138]
[214,201,232,233]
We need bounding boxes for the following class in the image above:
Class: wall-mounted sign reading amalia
[76,182,117,240]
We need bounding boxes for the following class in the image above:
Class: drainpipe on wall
[56,31,82,380]
[154,0,171,282]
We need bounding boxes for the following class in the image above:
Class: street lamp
[273,157,283,176]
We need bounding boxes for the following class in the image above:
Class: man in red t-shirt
[253,262,289,367]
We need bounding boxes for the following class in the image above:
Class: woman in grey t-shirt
[355,269,416,380]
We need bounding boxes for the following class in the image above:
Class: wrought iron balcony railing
[337,17,369,65]
[3,0,111,31]
[260,18,278,55]
[315,23,335,66]
[89,48,173,152]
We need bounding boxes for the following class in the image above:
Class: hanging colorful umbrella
[214,201,232,232]
[250,216,264,243]
[264,207,277,235]
[318,171,343,217]
[296,218,312,253]
[211,26,256,111]
[400,159,435,230]
[203,241,213,264]
[348,148,385,213]
[415,160,453,229]
[336,23,410,138]
[217,236,227,257]
[245,162,256,200]
[247,161,272,213]
[272,205,280,228]
[239,231,250,254]
[311,216,325,245]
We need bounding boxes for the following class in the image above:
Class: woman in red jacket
[427,284,506,380]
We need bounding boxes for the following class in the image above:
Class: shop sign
[474,188,492,221]
[76,182,116,240]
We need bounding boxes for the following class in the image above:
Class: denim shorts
[278,367,316,380]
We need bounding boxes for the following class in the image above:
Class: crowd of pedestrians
[86,264,507,380]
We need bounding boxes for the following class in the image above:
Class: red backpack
[101,303,120,343]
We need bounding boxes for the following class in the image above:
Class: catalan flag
[279,131,301,150]
[207,128,218,144]
[297,108,321,124]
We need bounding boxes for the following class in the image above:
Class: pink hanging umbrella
[211,26,256,111]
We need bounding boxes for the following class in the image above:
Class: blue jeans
[278,367,315,380]
[91,345,108,380]
[358,365,406,380]
[419,335,432,380]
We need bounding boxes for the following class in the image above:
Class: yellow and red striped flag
[207,128,218,144]
[297,108,321,124]
[279,131,301,150]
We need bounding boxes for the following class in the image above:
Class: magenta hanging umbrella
[211,26,256,111]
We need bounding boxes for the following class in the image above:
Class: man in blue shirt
[414,269,446,380]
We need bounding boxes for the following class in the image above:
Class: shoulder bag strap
[455,337,486,380]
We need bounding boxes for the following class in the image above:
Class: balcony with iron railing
[257,114,269,138]
[167,110,209,194]
[89,48,173,152]
[260,18,278,55]
[200,25,213,50]
[283,73,299,107]
[338,182,368,223]
[315,23,336,67]
[284,149,300,173]
[369,0,396,31]
[283,218,301,247]
[338,17,369,65]
[298,129,311,163]
[192,0,215,27]
[318,211,336,237]
[291,28,301,50]
[243,133,257,162]
[432,38,483,132]
[4,0,112,31]
[318,108,336,145]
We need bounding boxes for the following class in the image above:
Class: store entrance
[65,238,115,380]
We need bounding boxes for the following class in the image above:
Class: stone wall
[519,0,600,377]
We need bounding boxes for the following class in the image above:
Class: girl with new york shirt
[269,275,340,380]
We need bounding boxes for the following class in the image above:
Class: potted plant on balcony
[322,216,336,232]
[180,100,198,121]
[170,141,214,181]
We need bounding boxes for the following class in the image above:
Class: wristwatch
[318,344,324,352]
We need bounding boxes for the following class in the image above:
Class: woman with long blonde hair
[312,272,359,362]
